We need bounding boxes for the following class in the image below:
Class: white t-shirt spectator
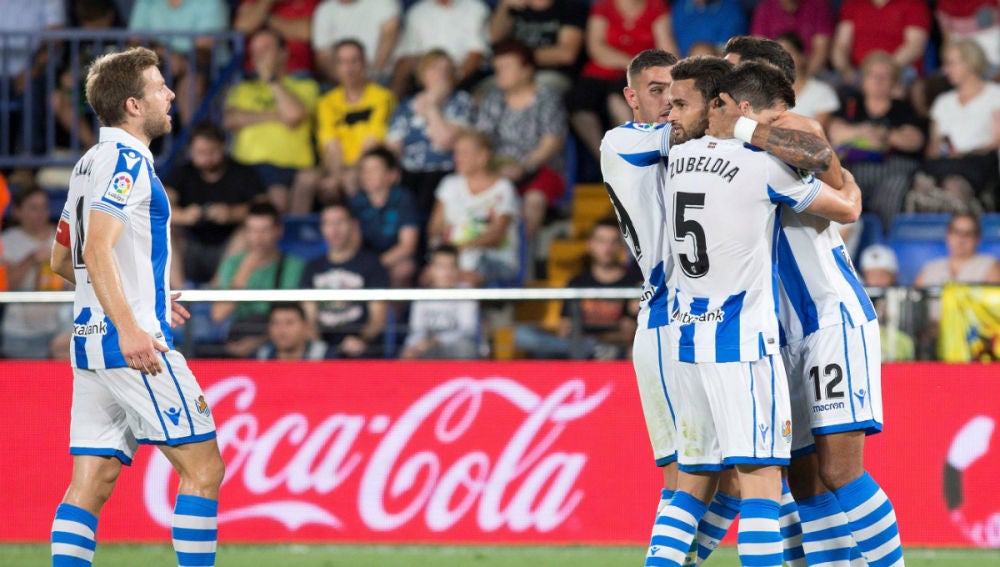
[435,173,520,275]
[404,299,480,350]
[395,0,490,64]
[930,82,1000,154]
[312,0,401,66]
[790,78,840,120]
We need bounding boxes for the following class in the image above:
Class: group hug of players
[600,37,904,567]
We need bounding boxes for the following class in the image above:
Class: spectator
[831,0,931,86]
[390,0,491,98]
[386,50,473,222]
[402,245,480,359]
[51,0,118,150]
[858,244,915,362]
[0,0,65,155]
[751,0,834,78]
[921,39,1000,211]
[827,51,925,228]
[777,31,839,129]
[568,0,673,162]
[935,0,1000,71]
[915,213,1000,287]
[514,218,641,359]
[255,302,332,360]
[165,121,267,286]
[300,203,389,358]
[223,28,319,213]
[475,41,566,240]
[349,147,420,287]
[311,0,401,83]
[292,39,396,212]
[487,0,588,94]
[233,0,319,76]
[671,0,746,57]
[211,202,308,357]
[127,0,229,125]
[1,186,72,359]
[428,131,521,287]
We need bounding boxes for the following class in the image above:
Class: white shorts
[633,312,677,466]
[69,350,217,465]
[783,318,883,456]
[673,355,792,472]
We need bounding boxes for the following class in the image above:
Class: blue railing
[0,30,245,170]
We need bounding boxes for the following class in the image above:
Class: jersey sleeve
[764,155,822,213]
[89,147,148,224]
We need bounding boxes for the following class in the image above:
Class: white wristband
[733,116,759,144]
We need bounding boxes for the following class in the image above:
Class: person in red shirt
[567,0,676,162]
[831,0,931,86]
[234,0,320,76]
[751,0,835,78]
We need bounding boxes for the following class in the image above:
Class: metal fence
[0,29,245,170]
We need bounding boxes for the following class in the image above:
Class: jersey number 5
[674,192,709,278]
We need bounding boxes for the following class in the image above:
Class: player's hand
[339,336,368,357]
[120,326,169,376]
[170,291,190,328]
[707,93,740,139]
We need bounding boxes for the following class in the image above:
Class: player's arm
[708,93,834,173]
[772,111,844,189]
[801,169,862,225]
[51,213,75,285]
[83,210,167,374]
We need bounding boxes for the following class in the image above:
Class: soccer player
[48,47,225,567]
[645,56,862,567]
[724,36,905,567]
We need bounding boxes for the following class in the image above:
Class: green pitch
[5,544,998,566]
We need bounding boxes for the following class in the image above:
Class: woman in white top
[427,130,521,286]
[915,213,1000,287]
[923,39,1000,207]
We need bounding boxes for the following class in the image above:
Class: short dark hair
[669,56,733,105]
[721,61,796,112]
[334,38,366,61]
[592,217,622,236]
[189,121,226,145]
[627,49,679,86]
[250,27,286,51]
[359,146,400,171]
[493,40,536,69]
[85,46,160,127]
[724,36,795,84]
[430,244,460,260]
[320,200,355,219]
[269,302,307,321]
[775,31,805,56]
[247,201,281,226]
[12,184,45,209]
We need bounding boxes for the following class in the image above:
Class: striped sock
[51,503,98,566]
[646,491,708,567]
[738,498,783,567]
[798,491,855,566]
[694,491,740,565]
[833,472,904,567]
[780,481,807,567]
[850,544,868,566]
[173,494,218,567]
[658,488,676,514]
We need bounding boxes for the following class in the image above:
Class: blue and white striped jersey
[776,211,877,345]
[599,122,673,328]
[664,137,821,363]
[63,127,174,369]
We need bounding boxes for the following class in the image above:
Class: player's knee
[818,458,863,491]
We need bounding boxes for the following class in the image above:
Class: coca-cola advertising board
[1,361,998,548]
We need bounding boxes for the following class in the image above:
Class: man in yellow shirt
[224,29,319,213]
[290,39,395,213]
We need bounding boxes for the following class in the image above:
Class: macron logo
[123,152,140,169]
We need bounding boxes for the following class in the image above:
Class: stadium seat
[278,213,326,260]
[45,187,67,221]
[854,213,884,257]
[570,183,614,238]
[888,213,951,241]
[980,213,1000,242]
[979,239,1000,260]
[888,238,948,286]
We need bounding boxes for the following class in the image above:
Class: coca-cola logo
[143,375,612,534]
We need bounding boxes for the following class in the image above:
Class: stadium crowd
[1,0,999,361]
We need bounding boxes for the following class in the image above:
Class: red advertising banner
[1,361,998,548]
